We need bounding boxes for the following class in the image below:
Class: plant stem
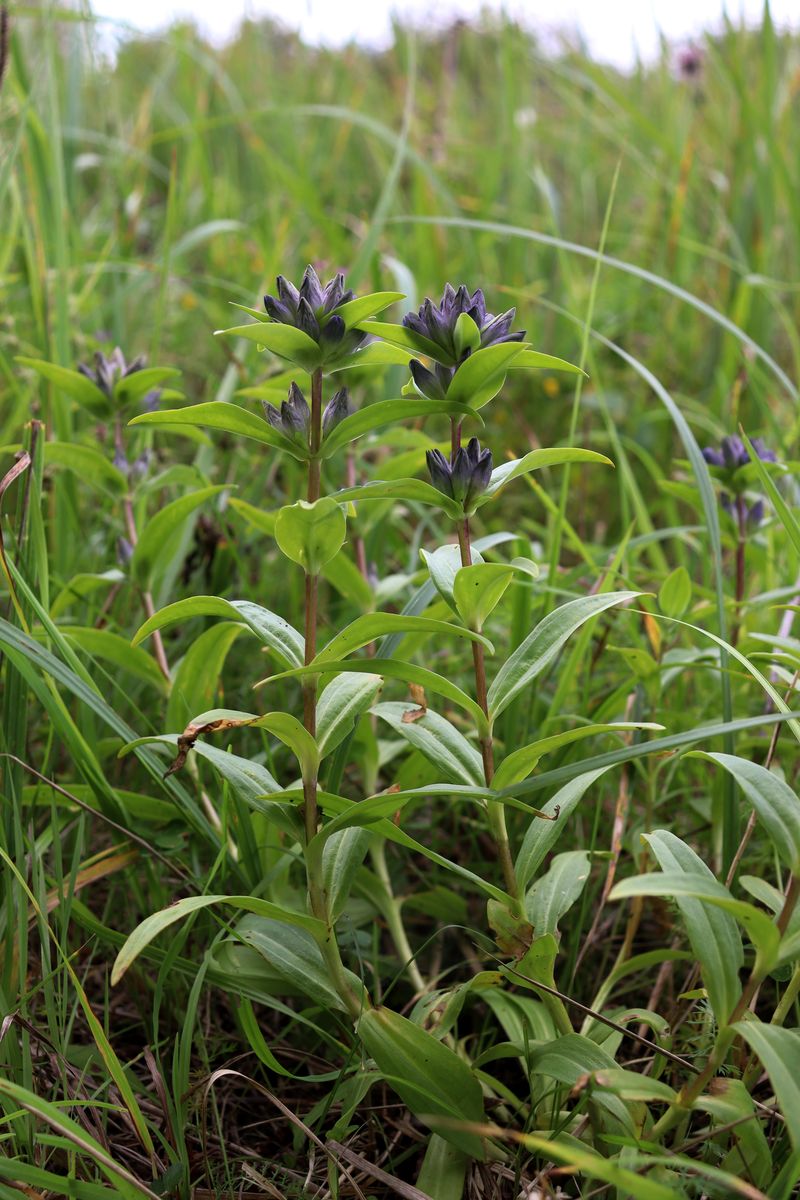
[456,513,520,911]
[731,494,746,649]
[115,419,170,682]
[370,841,426,994]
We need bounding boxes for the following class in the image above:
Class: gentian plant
[107,268,653,1179]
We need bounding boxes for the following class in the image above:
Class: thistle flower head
[263,381,310,443]
[426,438,493,510]
[263,265,366,357]
[77,348,145,399]
[403,283,525,369]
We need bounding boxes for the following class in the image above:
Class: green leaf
[488,592,639,720]
[214,321,321,369]
[354,319,444,363]
[478,447,613,503]
[316,672,383,758]
[421,542,480,610]
[591,1068,678,1105]
[643,831,743,1025]
[609,872,780,977]
[373,701,484,786]
[515,1133,677,1199]
[334,290,404,329]
[731,1020,800,1148]
[320,397,479,459]
[166,621,243,731]
[356,1006,486,1158]
[507,348,585,375]
[316,613,492,664]
[132,596,304,668]
[114,366,181,408]
[236,915,365,1013]
[57,626,165,692]
[493,723,662,792]
[454,312,481,357]
[740,430,800,560]
[275,497,347,573]
[43,442,128,497]
[130,486,226,587]
[258,658,488,733]
[16,357,109,416]
[329,340,413,372]
[453,563,515,629]
[331,477,461,518]
[692,752,800,873]
[516,767,612,890]
[112,894,324,985]
[526,850,591,936]
[323,828,372,921]
[445,342,528,409]
[694,1079,771,1189]
[659,565,692,619]
[417,1135,469,1200]
[129,401,303,458]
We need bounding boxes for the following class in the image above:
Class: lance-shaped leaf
[114,365,181,407]
[445,342,529,409]
[506,348,585,375]
[43,442,128,497]
[526,850,591,937]
[488,591,639,721]
[315,612,492,664]
[323,828,372,921]
[166,708,318,781]
[334,290,404,329]
[610,872,780,978]
[355,319,444,363]
[513,1134,677,1200]
[731,1020,800,1149]
[132,596,304,668]
[111,895,324,985]
[214,321,322,370]
[356,1006,487,1158]
[691,752,800,873]
[331,477,462,518]
[320,397,480,459]
[130,401,304,458]
[131,486,226,587]
[275,498,347,574]
[316,672,382,758]
[477,447,613,505]
[639,831,743,1024]
[421,542,478,611]
[16,356,109,416]
[516,766,612,890]
[373,701,484,786]
[493,723,663,791]
[257,657,488,734]
[236,915,366,1013]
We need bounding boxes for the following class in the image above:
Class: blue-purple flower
[263,265,365,358]
[78,348,145,399]
[427,438,493,511]
[263,382,310,443]
[702,435,777,528]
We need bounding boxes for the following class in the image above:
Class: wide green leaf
[320,397,479,459]
[166,621,243,731]
[331,476,462,518]
[515,766,612,890]
[275,497,347,573]
[693,752,800,873]
[132,596,305,668]
[452,563,515,629]
[373,701,484,786]
[316,612,492,664]
[130,486,226,587]
[488,591,639,720]
[43,442,128,497]
[316,672,382,757]
[478,447,613,504]
[444,342,528,409]
[214,321,321,369]
[507,348,585,374]
[354,319,444,363]
[493,723,662,791]
[643,831,743,1024]
[57,626,166,692]
[112,894,324,985]
[16,356,109,415]
[236,915,365,1012]
[357,1006,486,1157]
[515,1133,677,1200]
[129,401,303,458]
[526,850,591,936]
[322,828,372,921]
[334,290,404,328]
[731,1020,800,1149]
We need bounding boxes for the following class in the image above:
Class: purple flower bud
[721,435,748,470]
[296,297,320,341]
[141,389,161,414]
[113,447,129,473]
[117,536,134,566]
[131,450,151,479]
[409,359,447,401]
[750,437,777,464]
[426,439,493,510]
[702,446,725,467]
[322,387,351,434]
[299,265,324,310]
[262,265,363,359]
[426,449,454,498]
[77,348,146,400]
[403,285,525,367]
[319,313,346,348]
[262,402,283,430]
[280,382,310,439]
[747,499,765,527]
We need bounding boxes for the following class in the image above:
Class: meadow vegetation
[1,5,800,1196]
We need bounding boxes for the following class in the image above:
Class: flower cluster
[404,284,525,401]
[263,266,366,358]
[263,382,351,444]
[78,348,146,400]
[702,434,777,528]
[427,438,493,510]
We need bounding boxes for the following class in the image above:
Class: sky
[93,0,798,68]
